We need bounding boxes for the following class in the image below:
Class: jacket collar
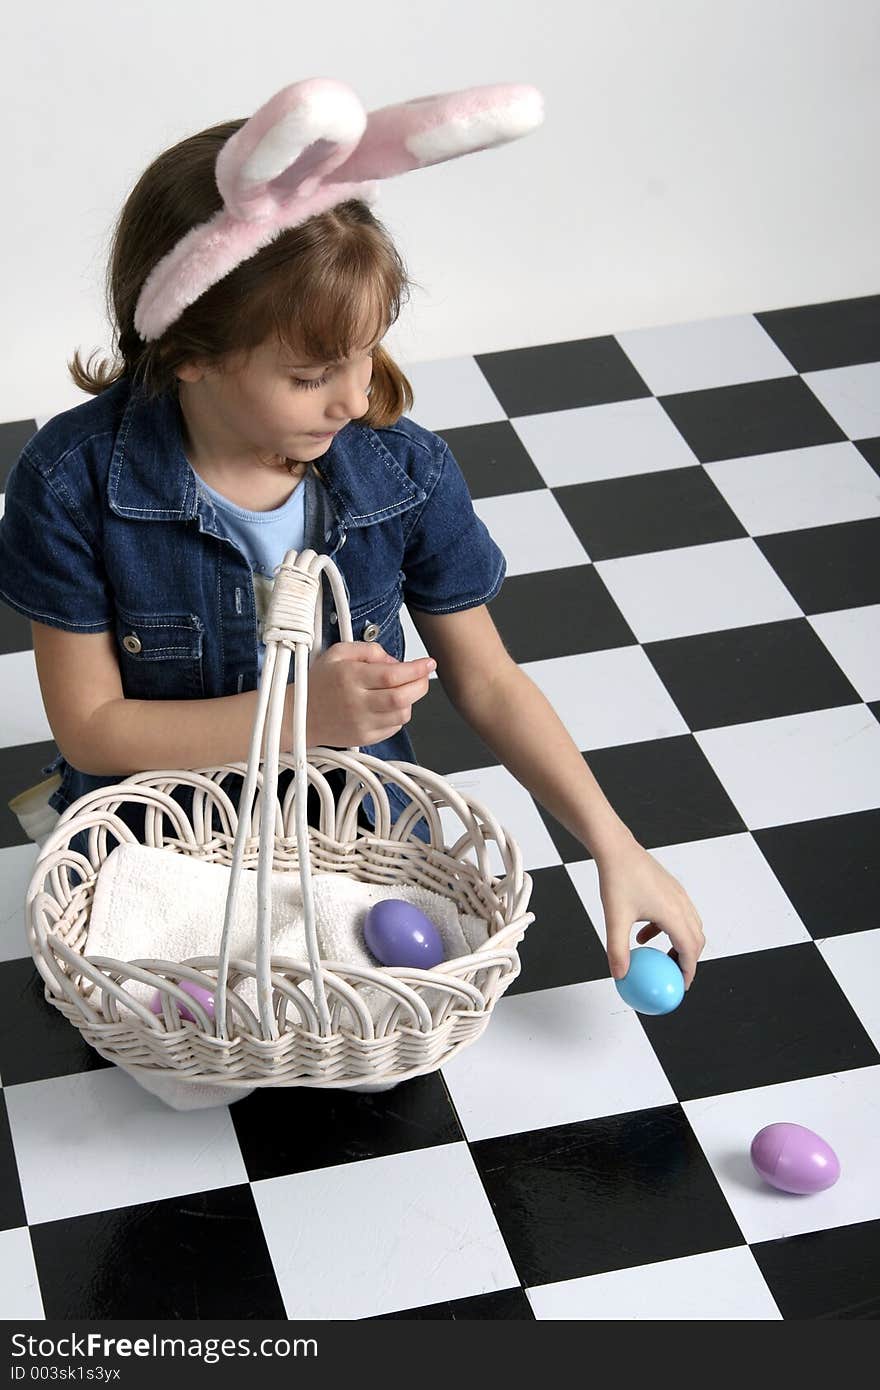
[107,378,425,528]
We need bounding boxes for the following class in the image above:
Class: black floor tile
[475,337,651,418]
[488,566,637,666]
[0,740,59,849]
[554,466,747,561]
[0,420,38,489]
[30,1185,286,1319]
[639,945,880,1100]
[470,1104,744,1285]
[751,1218,880,1319]
[0,958,112,1087]
[755,295,880,373]
[659,376,846,464]
[437,422,548,498]
[644,619,863,730]
[505,864,610,996]
[752,809,880,940]
[370,1285,534,1319]
[0,1093,27,1233]
[536,733,747,861]
[757,517,880,614]
[232,1069,462,1180]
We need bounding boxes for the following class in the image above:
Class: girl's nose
[332,377,370,418]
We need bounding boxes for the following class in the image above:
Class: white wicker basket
[25,549,535,1096]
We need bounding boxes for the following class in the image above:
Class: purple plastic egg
[750,1122,840,1194]
[363,899,445,969]
[150,978,215,1025]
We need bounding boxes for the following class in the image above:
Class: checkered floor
[1,295,879,1321]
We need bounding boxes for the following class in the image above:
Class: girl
[0,79,704,988]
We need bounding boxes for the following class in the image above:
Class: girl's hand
[595,833,705,990]
[288,642,435,750]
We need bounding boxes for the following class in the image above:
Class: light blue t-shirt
[194,473,307,674]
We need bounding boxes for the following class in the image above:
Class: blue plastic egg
[363,899,445,968]
[615,946,685,1015]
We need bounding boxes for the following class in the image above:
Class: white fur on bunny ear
[215,77,367,220]
[324,84,544,186]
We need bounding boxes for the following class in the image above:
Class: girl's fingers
[637,918,705,988]
[669,943,699,990]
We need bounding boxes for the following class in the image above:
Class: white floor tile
[0,842,41,963]
[818,930,880,1053]
[684,1067,880,1243]
[5,1069,249,1225]
[802,362,880,440]
[251,1142,518,1319]
[441,978,676,1141]
[0,651,52,749]
[595,538,802,644]
[696,704,880,830]
[567,831,811,962]
[705,442,880,535]
[615,314,797,397]
[529,1244,782,1320]
[402,357,507,432]
[520,646,689,752]
[474,490,590,575]
[809,604,880,703]
[440,763,562,873]
[400,602,430,662]
[511,396,697,488]
[0,1227,44,1319]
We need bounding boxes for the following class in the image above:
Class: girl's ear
[175,362,204,384]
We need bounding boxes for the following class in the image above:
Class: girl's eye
[292,373,331,391]
[290,350,375,391]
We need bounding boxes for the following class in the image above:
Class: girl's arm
[411,604,706,987]
[413,605,631,858]
[31,623,313,774]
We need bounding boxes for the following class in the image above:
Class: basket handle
[214,548,356,1042]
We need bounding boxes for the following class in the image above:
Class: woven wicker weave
[25,549,535,1093]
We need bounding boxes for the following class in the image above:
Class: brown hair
[69,118,421,441]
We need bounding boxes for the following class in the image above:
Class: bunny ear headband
[133,77,544,343]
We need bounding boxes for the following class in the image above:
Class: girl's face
[176,328,381,468]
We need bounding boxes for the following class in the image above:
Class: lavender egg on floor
[363,899,445,968]
[149,978,215,1025]
[750,1122,840,1194]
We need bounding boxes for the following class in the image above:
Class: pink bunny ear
[325,84,544,185]
[134,78,544,343]
[134,79,378,342]
[215,77,368,220]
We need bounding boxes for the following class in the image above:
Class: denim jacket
[0,375,506,844]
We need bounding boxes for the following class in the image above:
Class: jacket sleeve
[401,441,507,614]
[0,449,113,633]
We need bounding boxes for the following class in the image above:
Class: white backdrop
[2,0,877,419]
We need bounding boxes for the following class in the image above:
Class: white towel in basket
[83,842,493,1108]
[87,841,492,1009]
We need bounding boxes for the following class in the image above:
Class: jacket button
[362,623,381,642]
[122,633,142,654]
[330,612,338,625]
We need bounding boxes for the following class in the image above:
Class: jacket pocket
[348,578,404,660]
[114,606,205,699]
